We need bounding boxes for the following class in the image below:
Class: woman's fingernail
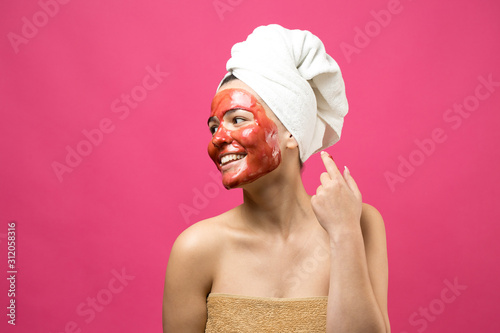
[321,151,334,160]
[344,166,350,174]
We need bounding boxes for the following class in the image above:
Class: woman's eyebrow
[207,109,241,125]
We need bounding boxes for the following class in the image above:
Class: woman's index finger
[320,151,342,178]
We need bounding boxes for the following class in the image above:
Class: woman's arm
[311,152,390,333]
[325,203,390,332]
[360,203,390,331]
[163,223,215,333]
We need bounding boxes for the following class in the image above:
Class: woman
[163,24,390,332]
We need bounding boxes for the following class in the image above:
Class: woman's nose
[212,125,232,148]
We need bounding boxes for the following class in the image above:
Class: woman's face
[207,83,281,189]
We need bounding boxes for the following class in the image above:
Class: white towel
[222,24,348,162]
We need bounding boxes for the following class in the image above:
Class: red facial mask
[207,88,281,189]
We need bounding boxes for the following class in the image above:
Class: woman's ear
[285,132,299,150]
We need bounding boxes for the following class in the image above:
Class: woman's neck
[238,170,316,240]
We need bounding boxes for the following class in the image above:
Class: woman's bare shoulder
[170,208,237,258]
[360,203,385,230]
[359,203,387,250]
[164,210,237,297]
[359,203,390,329]
[163,211,237,331]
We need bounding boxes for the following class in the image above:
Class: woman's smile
[220,153,246,166]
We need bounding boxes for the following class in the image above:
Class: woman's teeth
[221,154,245,165]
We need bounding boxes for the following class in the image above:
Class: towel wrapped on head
[221,24,348,162]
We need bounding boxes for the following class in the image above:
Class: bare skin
[163,80,390,332]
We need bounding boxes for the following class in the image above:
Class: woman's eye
[233,117,245,124]
[210,125,218,135]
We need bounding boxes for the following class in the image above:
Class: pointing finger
[320,151,342,179]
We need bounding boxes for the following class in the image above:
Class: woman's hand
[311,151,362,235]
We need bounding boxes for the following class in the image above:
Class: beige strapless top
[205,293,328,333]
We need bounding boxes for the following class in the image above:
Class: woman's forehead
[218,80,268,110]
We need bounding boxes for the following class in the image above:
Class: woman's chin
[220,159,281,190]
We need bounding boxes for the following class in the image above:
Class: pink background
[1,0,499,332]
